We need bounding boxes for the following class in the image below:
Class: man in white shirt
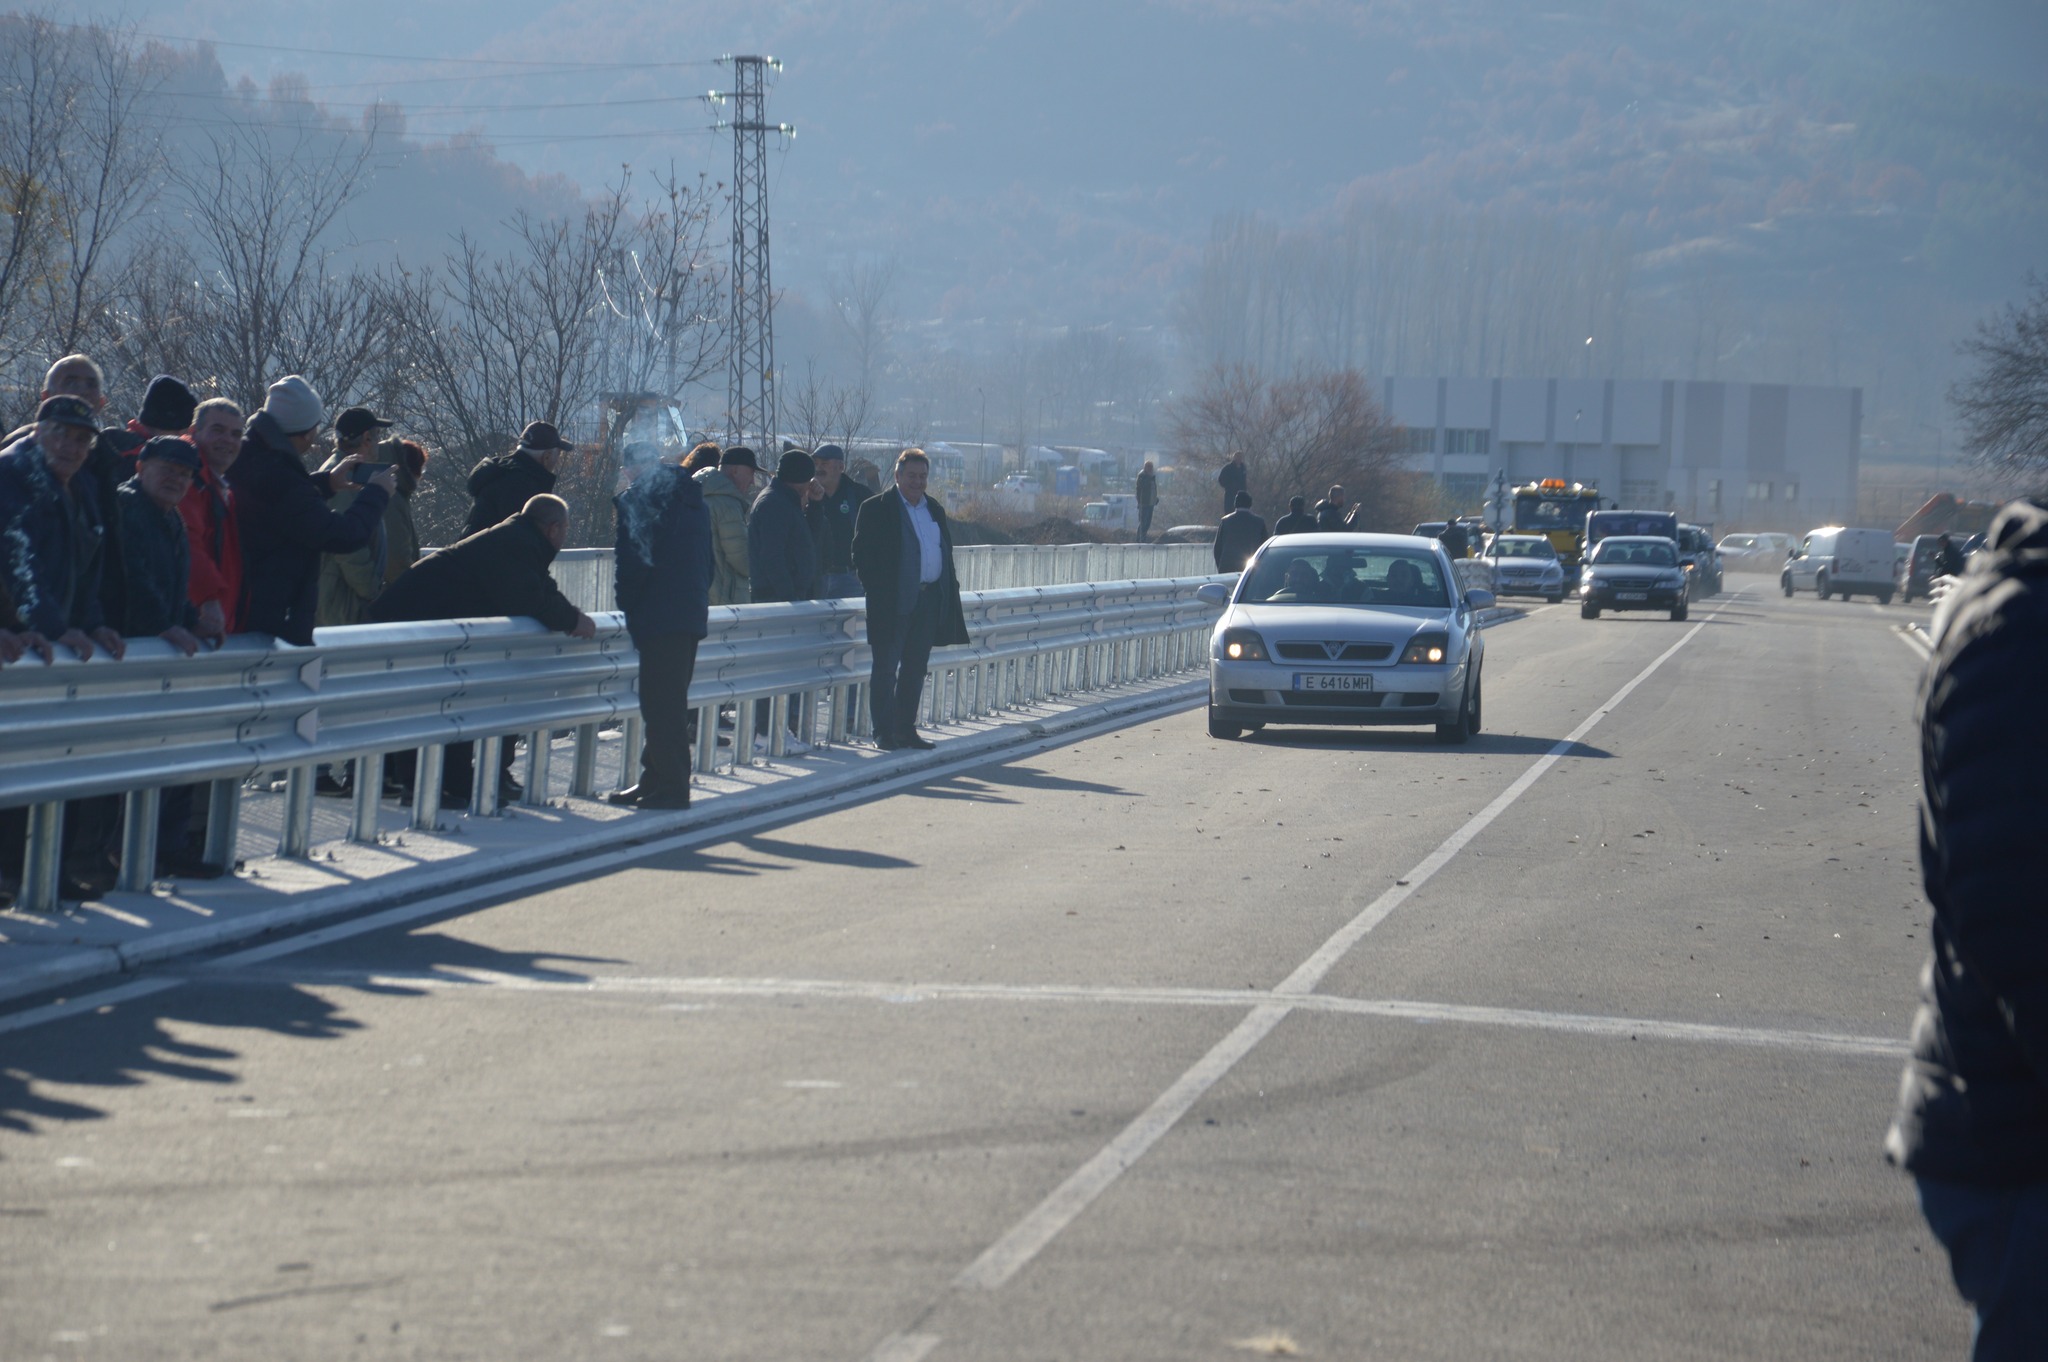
[850,449,970,750]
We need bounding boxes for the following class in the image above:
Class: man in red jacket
[179,397,246,634]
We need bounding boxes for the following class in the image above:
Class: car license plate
[1616,591,1648,601]
[1293,673,1373,692]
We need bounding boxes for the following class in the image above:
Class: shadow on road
[906,766,1140,805]
[0,931,615,1137]
[1247,729,1614,758]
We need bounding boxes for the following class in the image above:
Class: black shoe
[609,783,689,810]
[500,777,525,802]
[314,771,351,797]
[157,853,227,880]
[901,732,936,750]
[875,733,905,751]
[60,858,115,901]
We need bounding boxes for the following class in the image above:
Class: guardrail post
[20,801,65,913]
[768,695,789,759]
[117,787,162,892]
[412,746,445,830]
[349,753,384,844]
[571,723,599,797]
[204,778,241,869]
[522,729,552,807]
[471,737,502,816]
[280,766,315,858]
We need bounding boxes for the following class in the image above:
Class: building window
[1707,479,1722,514]
[1441,473,1488,507]
[1748,481,1774,501]
[1444,428,1491,455]
[1398,426,1436,456]
[1782,481,1799,503]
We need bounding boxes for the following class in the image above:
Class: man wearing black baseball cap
[465,420,573,537]
[114,436,216,655]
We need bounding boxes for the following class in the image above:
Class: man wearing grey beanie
[231,374,396,645]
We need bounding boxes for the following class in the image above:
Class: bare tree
[781,357,877,454]
[1953,274,2048,484]
[828,256,896,396]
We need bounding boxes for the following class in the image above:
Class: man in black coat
[370,494,595,808]
[608,446,714,810]
[806,444,872,599]
[1273,495,1316,536]
[1887,496,2048,1356]
[1216,451,1248,519]
[464,421,572,537]
[852,448,969,751]
[748,448,820,605]
[1213,492,1268,573]
[231,375,394,645]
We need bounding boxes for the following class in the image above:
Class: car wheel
[1781,574,1794,597]
[1580,602,1600,619]
[1671,602,1689,621]
[1436,682,1474,745]
[1207,702,1242,740]
[1878,591,1894,606]
[1468,675,1483,735]
[1547,592,1564,604]
[1816,572,1830,600]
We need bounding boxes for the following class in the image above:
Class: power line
[115,26,721,70]
[151,89,722,117]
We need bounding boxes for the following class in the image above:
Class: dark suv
[1676,524,1722,596]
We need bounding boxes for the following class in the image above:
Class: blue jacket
[0,435,107,636]
[114,480,198,636]
[230,411,389,645]
[748,481,820,604]
[613,464,713,639]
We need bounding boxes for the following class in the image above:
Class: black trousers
[634,630,701,793]
[1138,503,1155,538]
[868,583,942,741]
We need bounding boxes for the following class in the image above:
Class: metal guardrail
[2,578,1227,913]
[544,543,1215,613]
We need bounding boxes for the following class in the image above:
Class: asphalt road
[0,581,1964,1361]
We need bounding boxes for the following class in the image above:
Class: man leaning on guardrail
[609,444,713,809]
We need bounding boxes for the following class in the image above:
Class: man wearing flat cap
[695,445,758,606]
[231,374,395,646]
[0,394,126,662]
[465,420,572,537]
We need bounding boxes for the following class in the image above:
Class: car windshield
[1590,539,1678,567]
[1490,538,1556,560]
[1719,535,1758,550]
[1240,547,1450,608]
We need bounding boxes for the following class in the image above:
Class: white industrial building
[1375,378,1862,529]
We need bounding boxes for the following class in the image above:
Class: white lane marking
[1896,625,1932,661]
[0,693,1210,1036]
[238,967,1903,1059]
[865,1334,941,1362]
[945,598,1737,1294]
[238,967,1904,1059]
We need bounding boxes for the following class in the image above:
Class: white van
[1781,526,1897,603]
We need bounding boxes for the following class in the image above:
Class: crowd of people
[0,352,970,901]
[1206,452,1477,573]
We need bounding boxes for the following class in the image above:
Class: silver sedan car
[1197,533,1493,743]
[1479,533,1567,602]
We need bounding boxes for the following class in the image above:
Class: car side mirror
[1465,588,1495,611]
[1195,582,1232,607]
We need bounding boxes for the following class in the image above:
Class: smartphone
[347,462,381,484]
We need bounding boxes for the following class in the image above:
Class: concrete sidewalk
[0,677,1207,1007]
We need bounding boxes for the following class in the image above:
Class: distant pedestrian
[179,398,245,635]
[695,445,758,605]
[608,443,714,810]
[1135,459,1159,541]
[1937,533,1966,579]
[1439,520,1471,559]
[1314,484,1349,529]
[807,444,872,599]
[1217,451,1248,518]
[1887,496,2048,1361]
[232,375,393,646]
[464,421,572,537]
[1213,491,1268,573]
[1273,495,1316,536]
[748,448,822,755]
[853,449,970,751]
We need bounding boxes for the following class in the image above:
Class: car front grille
[1273,642,1395,662]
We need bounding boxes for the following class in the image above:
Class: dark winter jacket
[1217,460,1248,498]
[749,481,820,604]
[113,480,198,636]
[1135,468,1158,508]
[1273,510,1317,536]
[0,434,107,636]
[852,489,970,646]
[231,411,389,646]
[1313,500,1349,530]
[1213,508,1269,572]
[463,448,557,538]
[614,464,713,640]
[807,475,873,575]
[1887,497,2048,1185]
[368,515,580,633]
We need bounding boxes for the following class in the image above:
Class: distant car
[1199,533,1492,744]
[1899,534,1946,603]
[1676,524,1721,595]
[1717,532,1797,571]
[1156,524,1217,545]
[1781,526,1896,603]
[1479,534,1566,603]
[1580,536,1689,621]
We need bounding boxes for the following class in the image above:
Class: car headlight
[1399,631,1449,664]
[1220,627,1268,662]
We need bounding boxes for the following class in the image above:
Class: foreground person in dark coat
[851,448,969,750]
[463,421,570,537]
[1212,491,1268,572]
[608,446,714,809]
[231,375,393,645]
[371,495,595,807]
[1887,496,2048,1360]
